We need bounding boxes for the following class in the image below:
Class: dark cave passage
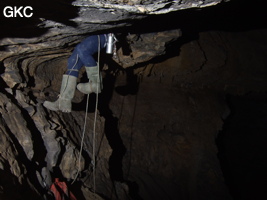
[97,68,143,200]
[217,93,267,200]
[99,71,126,182]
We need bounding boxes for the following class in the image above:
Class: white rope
[62,54,79,94]
[71,93,90,185]
[71,35,101,189]
[92,34,101,197]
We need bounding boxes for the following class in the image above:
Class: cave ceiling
[1,0,223,36]
[0,0,228,89]
[0,0,224,62]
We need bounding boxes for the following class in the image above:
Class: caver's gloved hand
[77,66,103,94]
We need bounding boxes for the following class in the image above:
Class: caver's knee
[77,36,96,53]
[76,42,87,52]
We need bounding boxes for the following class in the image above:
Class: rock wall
[0,29,223,200]
[110,74,231,200]
[1,1,267,199]
[1,26,267,199]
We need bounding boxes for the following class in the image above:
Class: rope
[62,54,79,95]
[71,36,102,198]
[71,35,101,190]
[71,93,90,185]
[92,34,101,196]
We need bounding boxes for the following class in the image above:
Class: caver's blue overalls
[43,34,107,113]
[67,34,107,77]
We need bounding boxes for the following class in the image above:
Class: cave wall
[110,73,231,200]
[1,28,267,200]
[1,0,267,199]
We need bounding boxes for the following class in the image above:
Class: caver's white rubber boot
[77,66,102,94]
[43,75,77,113]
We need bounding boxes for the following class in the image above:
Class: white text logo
[3,6,33,18]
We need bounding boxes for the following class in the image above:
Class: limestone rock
[2,0,267,199]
